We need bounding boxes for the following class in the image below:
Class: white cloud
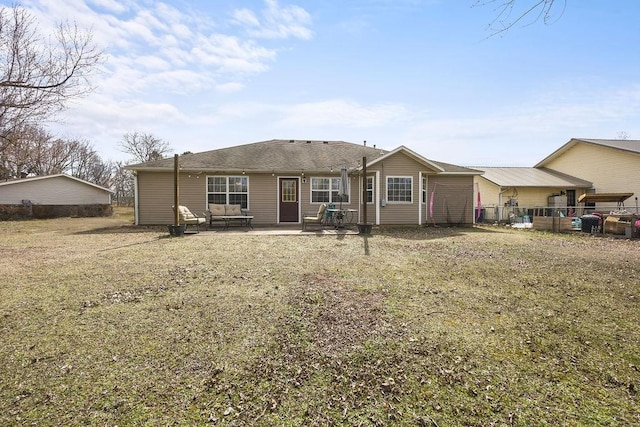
[397,84,640,166]
[216,82,245,93]
[191,34,275,73]
[135,55,171,71]
[276,100,410,127]
[21,0,296,92]
[232,0,312,40]
[87,0,128,14]
[232,8,261,28]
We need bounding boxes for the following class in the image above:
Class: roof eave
[438,171,483,176]
[129,167,354,175]
[534,138,579,167]
[0,173,113,193]
[365,146,447,172]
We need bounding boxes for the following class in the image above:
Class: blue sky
[9,0,640,166]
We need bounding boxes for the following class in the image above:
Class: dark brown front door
[279,178,299,222]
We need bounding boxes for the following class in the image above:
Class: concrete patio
[190,225,361,236]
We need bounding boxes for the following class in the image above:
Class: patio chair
[175,205,206,233]
[302,203,327,231]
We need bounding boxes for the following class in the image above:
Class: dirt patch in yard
[292,272,400,355]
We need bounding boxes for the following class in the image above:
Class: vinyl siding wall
[367,153,422,224]
[250,174,278,224]
[135,157,476,226]
[511,188,566,207]
[474,179,589,208]
[475,178,501,207]
[0,176,111,205]
[544,144,640,205]
[365,152,475,225]
[137,171,281,225]
[137,172,176,224]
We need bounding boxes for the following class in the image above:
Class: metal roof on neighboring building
[474,167,592,188]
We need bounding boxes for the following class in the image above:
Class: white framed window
[387,176,412,203]
[366,176,374,204]
[311,177,349,204]
[207,176,249,208]
[422,176,427,204]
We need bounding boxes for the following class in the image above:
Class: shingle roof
[535,138,640,167]
[474,167,592,188]
[429,160,482,174]
[127,139,389,172]
[128,139,482,175]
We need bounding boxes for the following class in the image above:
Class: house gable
[0,174,112,205]
[535,140,640,195]
[535,138,640,167]
[366,145,482,175]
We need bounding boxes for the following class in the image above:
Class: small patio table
[325,208,357,229]
[222,215,254,230]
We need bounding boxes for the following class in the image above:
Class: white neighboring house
[0,174,112,205]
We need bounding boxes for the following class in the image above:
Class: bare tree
[26,134,87,176]
[119,131,172,164]
[115,131,173,204]
[0,123,112,186]
[0,4,103,170]
[474,0,567,35]
[111,161,134,206]
[1,123,49,177]
[66,140,113,187]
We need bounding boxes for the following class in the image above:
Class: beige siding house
[535,138,640,210]
[127,140,481,227]
[0,174,112,205]
[473,167,592,222]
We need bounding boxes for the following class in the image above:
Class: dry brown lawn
[0,208,638,426]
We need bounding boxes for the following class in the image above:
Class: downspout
[174,154,180,226]
[498,187,511,222]
[418,172,423,225]
[375,170,381,225]
[133,172,140,225]
[361,156,367,225]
